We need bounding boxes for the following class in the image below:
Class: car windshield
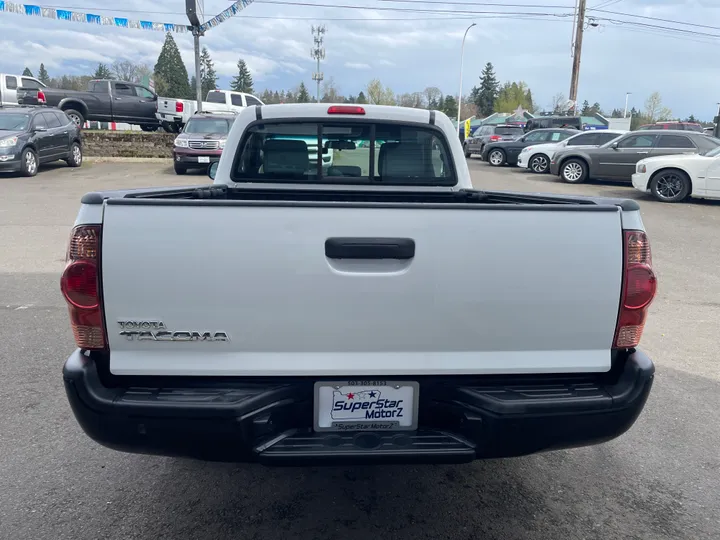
[495,127,523,136]
[183,118,232,134]
[232,120,455,186]
[0,113,30,131]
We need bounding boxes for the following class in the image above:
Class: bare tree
[112,60,151,83]
[366,79,395,105]
[644,92,672,122]
[397,92,424,108]
[423,86,441,109]
[321,77,342,103]
[550,93,566,114]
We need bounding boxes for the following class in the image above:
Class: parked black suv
[525,116,582,132]
[0,106,82,176]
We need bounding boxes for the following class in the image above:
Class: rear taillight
[613,230,657,348]
[176,101,184,113]
[60,225,106,350]
[489,135,501,141]
[37,90,46,104]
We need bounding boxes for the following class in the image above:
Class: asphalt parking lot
[1,159,718,540]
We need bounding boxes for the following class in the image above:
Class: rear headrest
[263,139,309,175]
[378,142,427,179]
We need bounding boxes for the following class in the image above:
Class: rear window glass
[494,127,523,136]
[206,91,225,103]
[232,121,455,186]
[184,118,233,134]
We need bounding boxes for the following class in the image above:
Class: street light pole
[456,22,476,137]
[623,92,632,118]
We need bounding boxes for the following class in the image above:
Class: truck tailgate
[101,201,623,376]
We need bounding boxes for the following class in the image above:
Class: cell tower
[311,25,326,104]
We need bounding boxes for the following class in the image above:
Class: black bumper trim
[63,350,654,464]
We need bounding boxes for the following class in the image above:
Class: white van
[0,73,46,107]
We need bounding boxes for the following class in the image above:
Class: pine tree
[442,95,458,119]
[272,90,280,103]
[356,91,367,104]
[190,75,197,96]
[200,47,218,98]
[93,63,112,79]
[473,62,499,117]
[591,102,602,115]
[297,82,310,103]
[230,58,254,93]
[580,100,591,115]
[22,67,33,77]
[437,95,445,111]
[37,63,50,85]
[154,33,191,99]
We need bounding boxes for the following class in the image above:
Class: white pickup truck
[156,89,264,132]
[61,103,657,465]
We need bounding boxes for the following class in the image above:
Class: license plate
[198,156,210,163]
[314,380,419,432]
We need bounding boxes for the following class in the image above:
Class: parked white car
[518,129,626,174]
[632,145,720,202]
[157,89,264,132]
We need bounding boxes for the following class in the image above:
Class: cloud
[0,0,717,118]
[345,62,371,70]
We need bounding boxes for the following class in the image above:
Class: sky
[0,0,718,120]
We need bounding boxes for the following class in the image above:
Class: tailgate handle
[325,238,415,260]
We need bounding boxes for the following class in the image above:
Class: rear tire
[173,162,187,175]
[650,170,691,203]
[529,154,550,174]
[487,149,506,167]
[464,146,471,158]
[63,109,85,128]
[141,124,159,132]
[20,148,38,177]
[560,158,588,183]
[66,142,82,167]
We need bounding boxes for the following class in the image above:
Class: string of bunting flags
[201,0,254,33]
[0,0,255,33]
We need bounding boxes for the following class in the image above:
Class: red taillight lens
[37,90,46,104]
[489,135,501,141]
[327,105,365,115]
[60,225,106,350]
[613,231,657,349]
[176,101,184,113]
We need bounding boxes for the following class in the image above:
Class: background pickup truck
[157,89,264,132]
[61,103,657,466]
[16,79,159,130]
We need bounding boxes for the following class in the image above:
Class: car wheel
[650,170,691,203]
[140,124,159,132]
[529,154,550,174]
[488,149,506,166]
[66,142,83,167]
[464,146,471,158]
[21,148,38,177]
[173,162,187,175]
[560,159,588,183]
[63,109,85,128]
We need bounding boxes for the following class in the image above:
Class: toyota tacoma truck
[61,103,657,465]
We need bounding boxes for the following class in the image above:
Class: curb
[85,157,172,164]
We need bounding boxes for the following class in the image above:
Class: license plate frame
[314,380,419,432]
[197,156,210,163]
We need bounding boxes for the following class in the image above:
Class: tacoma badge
[117,320,229,342]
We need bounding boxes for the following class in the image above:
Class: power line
[377,0,574,7]
[590,7,720,32]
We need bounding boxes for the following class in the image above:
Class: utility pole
[311,25,326,104]
[568,0,587,111]
[186,0,203,112]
